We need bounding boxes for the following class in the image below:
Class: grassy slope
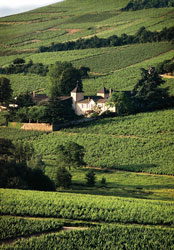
[0,1,174,248]
[0,0,174,95]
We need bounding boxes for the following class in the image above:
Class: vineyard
[0,189,174,249]
[0,109,174,175]
[0,189,174,225]
[0,0,174,248]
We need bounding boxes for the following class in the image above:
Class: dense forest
[39,26,174,53]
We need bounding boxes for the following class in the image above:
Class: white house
[71,85,116,116]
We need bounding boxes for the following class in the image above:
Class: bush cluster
[0,59,48,76]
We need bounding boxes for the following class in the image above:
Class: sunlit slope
[0,0,174,54]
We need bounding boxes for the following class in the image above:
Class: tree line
[0,58,49,76]
[39,26,174,53]
[121,0,174,11]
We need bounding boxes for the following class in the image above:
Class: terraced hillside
[0,0,174,249]
[0,0,174,95]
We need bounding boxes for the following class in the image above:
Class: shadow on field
[81,163,158,174]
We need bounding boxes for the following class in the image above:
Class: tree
[132,67,170,111]
[14,142,34,164]
[0,139,55,191]
[15,92,34,107]
[0,77,12,105]
[57,142,85,170]
[56,166,72,188]
[46,97,76,124]
[13,58,25,64]
[107,91,133,115]
[28,105,48,123]
[47,61,82,97]
[100,177,106,187]
[0,138,14,164]
[79,66,90,78]
[85,169,96,187]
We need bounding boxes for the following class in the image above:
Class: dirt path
[86,166,174,177]
[0,226,88,246]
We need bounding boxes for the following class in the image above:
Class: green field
[0,189,174,249]
[0,0,174,248]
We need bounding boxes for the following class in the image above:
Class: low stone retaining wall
[9,118,97,132]
[21,123,53,131]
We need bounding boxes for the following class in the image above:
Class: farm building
[31,86,116,116]
[71,85,116,116]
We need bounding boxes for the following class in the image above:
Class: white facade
[71,87,116,116]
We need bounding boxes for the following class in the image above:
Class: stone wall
[21,123,53,131]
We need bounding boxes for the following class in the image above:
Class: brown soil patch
[47,28,60,31]
[24,40,41,45]
[160,74,174,79]
[66,29,81,35]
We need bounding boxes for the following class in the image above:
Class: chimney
[88,97,90,102]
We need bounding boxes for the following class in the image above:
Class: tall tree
[47,61,82,97]
[0,77,12,105]
[107,91,133,115]
[132,67,170,111]
[85,169,96,187]
[57,142,85,170]
[56,166,72,188]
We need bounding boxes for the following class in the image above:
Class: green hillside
[0,1,174,249]
[0,0,174,95]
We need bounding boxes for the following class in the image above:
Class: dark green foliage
[156,57,174,74]
[0,60,48,76]
[48,61,82,97]
[0,138,55,191]
[39,27,174,52]
[0,77,12,105]
[56,166,72,188]
[15,92,34,107]
[85,169,96,186]
[107,91,133,115]
[13,58,25,64]
[100,176,106,187]
[0,138,14,164]
[57,142,85,169]
[132,67,172,111]
[0,162,55,191]
[13,107,29,122]
[122,0,174,11]
[10,95,75,124]
[27,155,45,170]
[46,96,76,123]
[14,141,34,164]
[28,105,48,123]
[79,66,90,78]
